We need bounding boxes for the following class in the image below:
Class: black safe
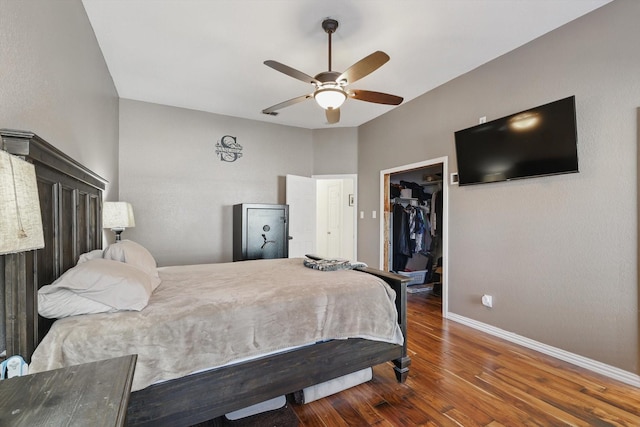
[233,203,289,261]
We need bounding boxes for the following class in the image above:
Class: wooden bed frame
[1,129,411,427]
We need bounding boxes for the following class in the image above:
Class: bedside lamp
[103,201,135,241]
[0,150,45,255]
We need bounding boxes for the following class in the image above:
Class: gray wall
[118,99,316,266]
[358,0,638,373]
[0,0,119,199]
[312,127,358,175]
[0,0,119,353]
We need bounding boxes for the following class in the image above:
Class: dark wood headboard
[1,129,106,362]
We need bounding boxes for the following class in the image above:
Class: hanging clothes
[415,207,431,253]
[413,207,424,252]
[392,202,411,271]
[428,188,443,262]
[430,189,442,238]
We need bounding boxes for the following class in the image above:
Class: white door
[325,180,343,257]
[316,179,345,259]
[285,174,317,257]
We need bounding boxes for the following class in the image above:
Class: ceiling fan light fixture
[314,87,346,110]
[262,18,401,123]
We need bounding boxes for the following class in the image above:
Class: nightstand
[0,354,136,427]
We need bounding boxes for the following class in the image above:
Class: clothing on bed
[29,258,403,391]
[302,258,367,271]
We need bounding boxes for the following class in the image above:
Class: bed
[0,129,410,427]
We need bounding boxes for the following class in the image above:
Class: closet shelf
[391,197,420,207]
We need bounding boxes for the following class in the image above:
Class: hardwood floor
[291,291,640,426]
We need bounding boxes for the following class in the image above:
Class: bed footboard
[302,255,411,382]
[355,266,411,382]
[127,339,402,426]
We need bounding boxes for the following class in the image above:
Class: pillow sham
[39,289,116,319]
[38,258,160,318]
[77,249,104,264]
[103,240,160,281]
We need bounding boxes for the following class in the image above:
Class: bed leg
[393,356,411,383]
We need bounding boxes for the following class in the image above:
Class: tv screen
[454,96,579,186]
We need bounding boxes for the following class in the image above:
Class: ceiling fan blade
[337,51,390,85]
[262,94,313,114]
[326,107,340,124]
[349,89,403,105]
[264,60,320,86]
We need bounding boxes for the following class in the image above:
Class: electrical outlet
[479,116,487,124]
[481,294,493,308]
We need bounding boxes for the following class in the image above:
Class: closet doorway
[379,157,449,316]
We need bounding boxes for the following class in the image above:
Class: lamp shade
[103,202,135,229]
[0,149,45,255]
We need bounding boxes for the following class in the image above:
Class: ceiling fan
[262,18,403,125]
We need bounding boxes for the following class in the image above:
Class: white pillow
[103,240,160,281]
[77,249,104,264]
[39,290,116,319]
[38,258,160,318]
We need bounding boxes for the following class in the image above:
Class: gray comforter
[29,258,403,391]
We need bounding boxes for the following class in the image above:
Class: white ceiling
[81,0,611,130]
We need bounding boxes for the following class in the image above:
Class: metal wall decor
[215,135,243,162]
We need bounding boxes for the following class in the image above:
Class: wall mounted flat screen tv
[454,96,578,186]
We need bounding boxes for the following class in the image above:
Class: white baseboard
[446,312,640,388]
